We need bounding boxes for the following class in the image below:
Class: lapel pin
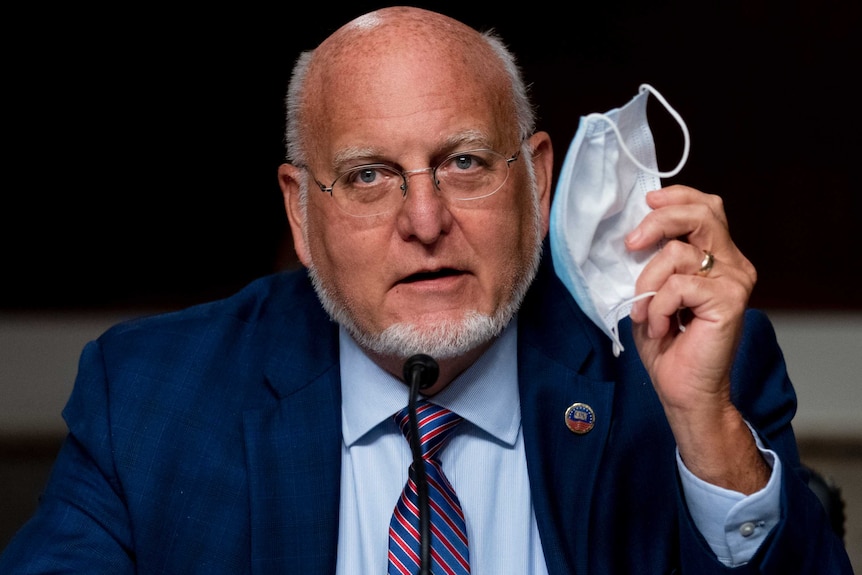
[565,402,595,434]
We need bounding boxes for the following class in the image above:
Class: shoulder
[83,268,333,395]
[101,268,324,345]
[62,267,337,434]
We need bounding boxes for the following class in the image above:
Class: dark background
[4,1,860,311]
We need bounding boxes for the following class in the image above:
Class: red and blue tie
[388,400,470,574]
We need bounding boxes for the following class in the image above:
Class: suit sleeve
[0,339,136,574]
[676,309,854,574]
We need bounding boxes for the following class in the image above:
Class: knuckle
[663,239,690,259]
[706,193,724,213]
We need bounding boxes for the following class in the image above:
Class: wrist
[671,406,771,494]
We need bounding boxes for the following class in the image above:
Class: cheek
[491,190,539,251]
[488,192,542,282]
[310,223,364,273]
[306,208,390,289]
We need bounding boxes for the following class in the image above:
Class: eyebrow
[330,146,382,172]
[439,129,495,155]
[329,129,495,171]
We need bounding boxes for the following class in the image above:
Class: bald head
[319,7,488,68]
[284,6,535,167]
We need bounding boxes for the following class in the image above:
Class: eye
[451,154,477,171]
[440,150,497,173]
[340,165,395,187]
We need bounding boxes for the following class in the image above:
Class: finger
[631,240,716,320]
[644,185,729,228]
[696,249,715,277]
[626,201,722,254]
[632,238,757,327]
[625,186,729,254]
[638,274,720,339]
[661,240,720,277]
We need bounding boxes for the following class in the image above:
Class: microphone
[403,353,439,392]
[402,354,439,575]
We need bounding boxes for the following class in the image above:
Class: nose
[401,166,438,194]
[396,166,451,243]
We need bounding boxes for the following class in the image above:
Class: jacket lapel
[244,299,343,575]
[518,258,617,575]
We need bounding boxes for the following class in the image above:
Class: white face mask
[550,84,690,356]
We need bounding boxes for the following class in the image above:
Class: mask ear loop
[592,84,691,357]
[607,291,657,357]
[584,83,690,179]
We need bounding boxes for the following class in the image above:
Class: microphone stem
[408,367,431,575]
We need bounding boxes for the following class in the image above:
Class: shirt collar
[340,317,521,448]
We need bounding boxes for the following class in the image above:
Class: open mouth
[400,268,461,283]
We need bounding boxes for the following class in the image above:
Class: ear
[528,131,554,237]
[277,163,312,267]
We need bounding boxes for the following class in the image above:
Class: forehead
[304,24,516,161]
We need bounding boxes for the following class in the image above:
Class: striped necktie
[388,400,470,574]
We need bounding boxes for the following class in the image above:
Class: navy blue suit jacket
[1,255,852,574]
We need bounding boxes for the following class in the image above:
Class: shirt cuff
[676,427,782,567]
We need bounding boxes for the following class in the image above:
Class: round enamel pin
[564,402,595,434]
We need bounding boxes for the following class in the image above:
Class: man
[1,6,852,574]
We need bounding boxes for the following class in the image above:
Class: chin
[307,241,541,360]
[360,311,509,359]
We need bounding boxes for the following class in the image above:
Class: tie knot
[394,400,463,460]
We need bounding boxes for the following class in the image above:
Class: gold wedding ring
[698,250,715,276]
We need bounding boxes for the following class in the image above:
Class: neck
[368,340,495,396]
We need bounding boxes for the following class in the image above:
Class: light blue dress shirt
[334,318,780,573]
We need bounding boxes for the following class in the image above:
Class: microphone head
[403,354,439,390]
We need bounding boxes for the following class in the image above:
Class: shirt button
[739,521,757,537]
